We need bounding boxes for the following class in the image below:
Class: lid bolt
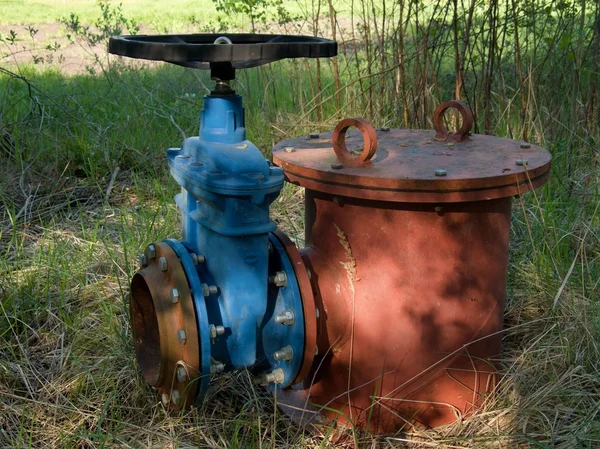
[434,169,448,177]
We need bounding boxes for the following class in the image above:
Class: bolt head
[271,271,287,287]
[516,159,529,166]
[275,309,295,325]
[146,244,156,260]
[434,169,447,177]
[309,132,320,139]
[331,162,344,169]
[138,253,147,268]
[201,283,217,297]
[284,146,295,153]
[158,257,168,272]
[177,329,187,344]
[520,141,531,149]
[380,125,390,132]
[177,366,187,383]
[171,389,181,405]
[161,392,170,405]
[170,288,180,304]
[210,362,225,374]
[273,345,294,361]
[190,253,206,265]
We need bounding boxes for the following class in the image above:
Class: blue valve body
[164,93,304,396]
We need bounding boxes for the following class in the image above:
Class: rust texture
[273,109,552,431]
[130,242,200,410]
[332,117,378,167]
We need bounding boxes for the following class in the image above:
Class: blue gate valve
[114,34,337,409]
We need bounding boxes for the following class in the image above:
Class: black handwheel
[108,33,337,79]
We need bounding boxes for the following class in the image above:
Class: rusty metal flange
[273,103,552,203]
[130,242,201,410]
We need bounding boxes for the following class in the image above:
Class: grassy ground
[1,1,600,448]
[0,0,215,26]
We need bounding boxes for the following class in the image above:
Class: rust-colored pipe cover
[272,104,551,432]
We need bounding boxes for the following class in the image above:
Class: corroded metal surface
[284,192,511,431]
[432,100,474,142]
[274,108,552,432]
[130,242,200,409]
[273,127,551,203]
[332,118,378,167]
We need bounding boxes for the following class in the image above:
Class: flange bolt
[284,147,295,153]
[520,142,531,149]
[380,125,390,132]
[331,161,344,169]
[434,169,447,177]
[274,309,295,326]
[309,132,320,139]
[273,345,294,361]
[516,159,529,166]
[171,389,181,405]
[170,288,180,304]
[146,244,156,260]
[158,257,168,272]
[190,253,206,265]
[257,368,285,386]
[269,271,288,287]
[202,283,218,297]
[176,366,188,383]
[177,329,187,345]
[210,362,225,374]
[209,324,226,339]
[138,253,148,268]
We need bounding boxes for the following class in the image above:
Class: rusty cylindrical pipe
[272,103,552,432]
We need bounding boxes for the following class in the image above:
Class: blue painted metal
[162,90,305,397]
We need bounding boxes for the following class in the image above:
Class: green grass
[1,0,600,447]
[0,0,215,26]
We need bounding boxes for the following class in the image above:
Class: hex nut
[170,288,180,304]
[516,159,529,166]
[270,271,288,287]
[138,253,148,268]
[284,147,295,153]
[309,132,320,139]
[158,257,168,272]
[176,366,188,383]
[201,284,218,297]
[177,329,187,344]
[262,368,285,385]
[274,309,295,326]
[146,244,156,260]
[331,162,344,169]
[520,142,531,149]
[434,169,447,177]
[380,125,390,132]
